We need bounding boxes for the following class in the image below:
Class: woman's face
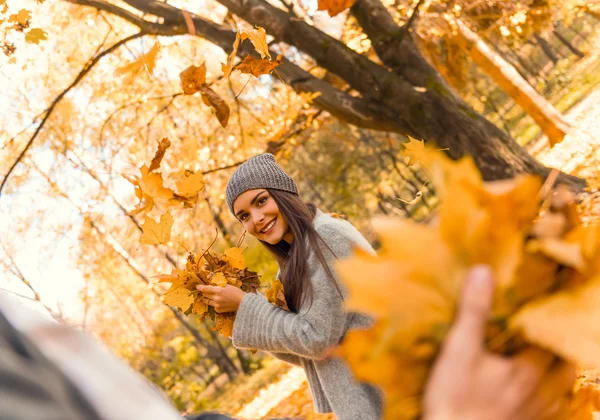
[233,189,293,244]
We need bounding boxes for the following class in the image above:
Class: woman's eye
[239,214,248,221]
[258,197,267,205]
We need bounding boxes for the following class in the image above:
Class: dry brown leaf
[222,34,242,78]
[148,138,171,172]
[240,27,270,59]
[266,278,289,311]
[216,313,236,338]
[200,85,230,128]
[179,63,207,95]
[236,54,282,77]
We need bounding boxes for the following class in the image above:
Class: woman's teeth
[261,220,276,233]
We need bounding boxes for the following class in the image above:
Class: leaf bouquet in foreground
[157,247,260,337]
[336,144,600,419]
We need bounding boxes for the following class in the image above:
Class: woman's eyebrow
[235,191,266,217]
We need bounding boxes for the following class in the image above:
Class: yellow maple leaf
[223,247,246,270]
[402,137,426,166]
[25,28,47,44]
[9,9,31,25]
[211,272,228,287]
[175,171,205,198]
[125,165,178,214]
[163,287,195,312]
[141,212,174,245]
[115,42,161,77]
[240,27,270,60]
[317,0,356,17]
[192,300,208,316]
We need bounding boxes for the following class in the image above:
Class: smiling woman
[196,153,383,420]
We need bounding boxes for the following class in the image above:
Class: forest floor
[206,84,600,420]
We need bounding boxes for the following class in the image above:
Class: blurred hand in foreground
[423,265,576,420]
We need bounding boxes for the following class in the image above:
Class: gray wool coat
[232,211,383,420]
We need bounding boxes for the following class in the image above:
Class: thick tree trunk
[534,33,559,64]
[553,30,586,58]
[66,0,586,188]
[454,20,571,146]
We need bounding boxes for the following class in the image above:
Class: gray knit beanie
[226,153,298,215]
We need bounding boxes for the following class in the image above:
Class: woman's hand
[196,284,246,313]
[423,265,576,420]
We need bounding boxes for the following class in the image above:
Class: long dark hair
[259,189,340,313]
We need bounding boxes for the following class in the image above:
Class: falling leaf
[222,33,242,78]
[317,0,356,17]
[179,63,207,95]
[164,287,195,312]
[148,138,171,172]
[9,9,31,25]
[115,42,161,77]
[239,27,270,60]
[236,54,282,77]
[175,171,205,198]
[223,247,246,270]
[199,85,230,127]
[402,137,426,166]
[125,165,179,214]
[25,28,47,44]
[141,212,174,245]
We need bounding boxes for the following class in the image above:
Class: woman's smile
[259,218,277,235]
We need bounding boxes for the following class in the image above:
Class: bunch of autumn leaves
[155,248,287,337]
[336,142,600,420]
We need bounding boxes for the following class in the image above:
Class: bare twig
[0,32,145,198]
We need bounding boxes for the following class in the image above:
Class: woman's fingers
[502,347,557,411]
[196,284,218,296]
[516,360,576,419]
[443,265,494,357]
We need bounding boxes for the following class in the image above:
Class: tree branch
[0,32,144,198]
[62,0,406,133]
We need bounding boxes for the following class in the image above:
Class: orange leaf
[200,85,230,127]
[222,33,242,78]
[239,27,270,59]
[148,137,171,172]
[179,63,207,95]
[236,54,282,77]
[115,42,161,77]
[317,0,356,17]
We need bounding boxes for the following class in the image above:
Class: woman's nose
[252,210,264,225]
